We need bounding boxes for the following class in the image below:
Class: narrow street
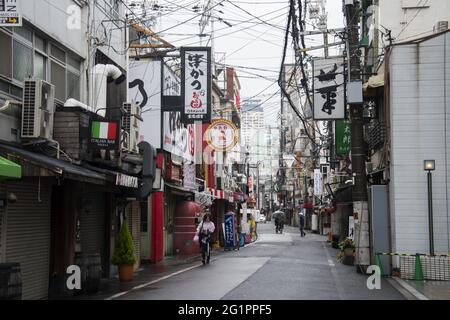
[2,0,450,304]
[112,223,404,300]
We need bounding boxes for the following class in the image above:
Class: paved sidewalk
[394,278,450,300]
[61,245,247,300]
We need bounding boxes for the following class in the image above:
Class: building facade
[0,1,155,299]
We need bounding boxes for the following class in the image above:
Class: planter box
[343,255,354,266]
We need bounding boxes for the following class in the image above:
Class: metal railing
[376,252,450,281]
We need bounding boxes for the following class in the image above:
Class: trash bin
[0,263,22,300]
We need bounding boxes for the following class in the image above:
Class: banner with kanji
[181,47,212,123]
[335,120,351,155]
[313,57,345,120]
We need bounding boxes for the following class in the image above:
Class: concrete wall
[389,32,450,254]
[22,0,86,58]
[378,0,450,43]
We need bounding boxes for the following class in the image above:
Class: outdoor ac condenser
[21,79,55,140]
[122,102,141,154]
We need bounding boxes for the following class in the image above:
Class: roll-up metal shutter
[0,182,5,262]
[127,202,141,269]
[5,178,51,300]
[80,191,106,273]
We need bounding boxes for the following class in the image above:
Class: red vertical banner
[156,152,164,169]
[151,192,164,263]
[208,162,215,189]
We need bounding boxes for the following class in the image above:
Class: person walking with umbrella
[298,209,306,237]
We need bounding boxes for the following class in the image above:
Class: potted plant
[337,237,355,266]
[111,222,136,282]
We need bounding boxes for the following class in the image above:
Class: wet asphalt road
[116,222,405,300]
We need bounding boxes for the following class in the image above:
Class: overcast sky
[139,0,344,123]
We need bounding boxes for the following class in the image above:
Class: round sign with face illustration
[205,119,239,152]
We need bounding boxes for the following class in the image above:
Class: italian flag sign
[91,121,117,140]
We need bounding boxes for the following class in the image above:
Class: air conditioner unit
[434,21,448,33]
[122,102,141,153]
[21,79,55,140]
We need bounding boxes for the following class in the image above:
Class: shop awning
[333,184,353,204]
[0,156,21,179]
[363,63,385,92]
[0,143,106,185]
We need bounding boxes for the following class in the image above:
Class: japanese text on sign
[313,58,345,120]
[0,0,22,26]
[182,48,211,123]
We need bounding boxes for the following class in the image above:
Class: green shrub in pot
[111,222,136,266]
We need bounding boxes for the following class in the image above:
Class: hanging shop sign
[335,120,351,155]
[89,120,120,150]
[0,0,22,26]
[181,47,212,123]
[116,173,139,189]
[314,169,323,196]
[128,60,162,148]
[183,162,196,190]
[204,119,239,152]
[163,111,195,162]
[195,191,213,207]
[313,57,345,120]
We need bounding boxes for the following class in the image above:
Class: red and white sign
[207,188,226,199]
[205,119,239,152]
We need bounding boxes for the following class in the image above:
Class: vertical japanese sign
[224,213,234,249]
[335,120,351,155]
[0,0,22,26]
[183,162,196,190]
[314,169,323,196]
[313,57,345,120]
[129,60,162,148]
[181,47,211,123]
[163,111,195,162]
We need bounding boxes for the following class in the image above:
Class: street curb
[389,277,429,300]
[105,263,204,300]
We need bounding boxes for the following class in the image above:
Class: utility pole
[344,0,370,272]
[279,91,285,208]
